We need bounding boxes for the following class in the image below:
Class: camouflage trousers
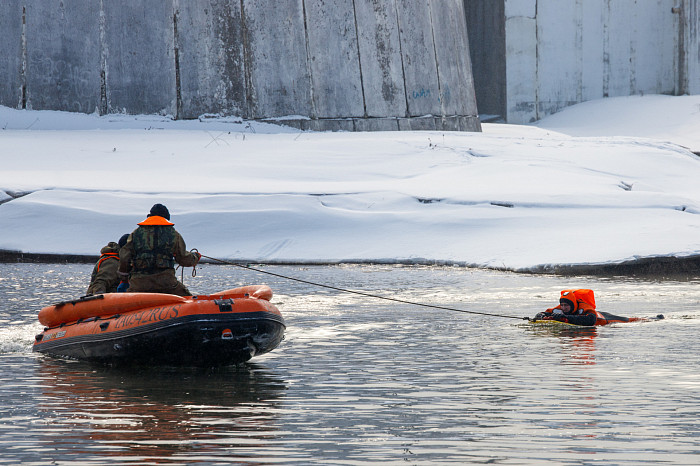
[127,269,192,296]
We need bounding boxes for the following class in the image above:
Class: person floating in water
[532,289,661,326]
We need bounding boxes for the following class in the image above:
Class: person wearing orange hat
[533,289,648,326]
[117,204,201,296]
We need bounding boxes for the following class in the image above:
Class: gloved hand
[191,250,201,263]
[117,281,129,292]
[550,313,568,323]
[533,312,549,320]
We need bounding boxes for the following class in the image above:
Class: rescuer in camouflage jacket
[85,241,121,295]
[118,204,201,296]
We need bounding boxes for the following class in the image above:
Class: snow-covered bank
[534,94,700,153]
[1,95,699,272]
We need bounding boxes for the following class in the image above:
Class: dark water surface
[0,263,698,465]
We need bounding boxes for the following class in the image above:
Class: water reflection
[34,358,287,462]
[523,323,598,365]
[2,263,699,464]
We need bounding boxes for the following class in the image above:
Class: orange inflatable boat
[33,285,285,366]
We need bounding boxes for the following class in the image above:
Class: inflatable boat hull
[33,286,285,366]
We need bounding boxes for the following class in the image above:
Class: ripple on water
[0,263,699,464]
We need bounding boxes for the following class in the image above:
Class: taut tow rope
[200,254,529,321]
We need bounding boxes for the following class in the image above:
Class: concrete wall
[0,0,481,132]
[464,0,505,120]
[681,0,700,94]
[503,0,681,123]
[25,0,103,114]
[176,0,247,119]
[105,1,177,115]
[0,0,23,110]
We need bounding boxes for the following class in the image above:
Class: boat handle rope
[199,254,529,321]
[177,248,200,283]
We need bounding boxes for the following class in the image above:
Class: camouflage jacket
[86,242,121,295]
[119,216,198,277]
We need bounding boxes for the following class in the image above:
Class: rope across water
[200,255,529,321]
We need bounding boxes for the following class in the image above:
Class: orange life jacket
[96,252,119,272]
[546,289,640,325]
[547,289,596,313]
[138,215,174,226]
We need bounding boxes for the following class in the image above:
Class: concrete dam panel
[242,0,314,119]
[24,0,103,114]
[0,0,23,110]
[1,0,480,132]
[354,0,407,118]
[104,1,178,116]
[176,0,247,119]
